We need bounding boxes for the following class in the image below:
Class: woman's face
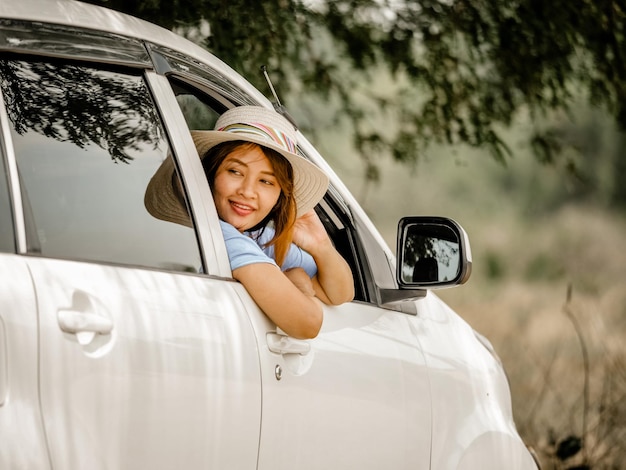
[212,143,282,232]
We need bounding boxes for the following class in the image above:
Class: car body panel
[237,291,432,470]
[0,255,50,469]
[414,293,537,468]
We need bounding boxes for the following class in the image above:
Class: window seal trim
[0,19,152,69]
[0,84,26,253]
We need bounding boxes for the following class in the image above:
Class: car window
[0,148,15,253]
[315,196,369,302]
[168,76,369,300]
[0,58,202,271]
[170,78,221,131]
[149,44,256,108]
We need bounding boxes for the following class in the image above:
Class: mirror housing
[396,216,472,289]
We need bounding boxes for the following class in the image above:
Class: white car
[0,1,539,468]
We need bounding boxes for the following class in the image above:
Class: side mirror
[396,217,472,289]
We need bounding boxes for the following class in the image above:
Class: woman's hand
[292,210,331,254]
[293,210,355,305]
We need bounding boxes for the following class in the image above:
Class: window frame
[0,55,209,272]
[0,70,25,253]
[143,70,232,277]
[0,19,151,69]
[0,123,16,253]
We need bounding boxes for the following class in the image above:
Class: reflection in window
[170,79,221,131]
[0,59,202,271]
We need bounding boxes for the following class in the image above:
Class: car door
[157,59,433,468]
[252,301,433,470]
[250,199,433,470]
[0,54,262,469]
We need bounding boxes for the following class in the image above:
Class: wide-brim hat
[145,106,329,228]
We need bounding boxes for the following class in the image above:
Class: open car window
[168,76,368,301]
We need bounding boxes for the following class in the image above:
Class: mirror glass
[401,223,461,284]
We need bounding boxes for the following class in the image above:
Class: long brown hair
[202,141,297,266]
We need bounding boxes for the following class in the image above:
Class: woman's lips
[230,200,255,216]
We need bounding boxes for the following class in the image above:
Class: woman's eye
[228,168,242,176]
[260,179,276,186]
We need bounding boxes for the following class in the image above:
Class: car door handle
[267,332,311,355]
[58,310,113,335]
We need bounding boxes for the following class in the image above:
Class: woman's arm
[232,263,323,339]
[292,211,355,305]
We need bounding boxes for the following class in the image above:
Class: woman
[145,106,354,339]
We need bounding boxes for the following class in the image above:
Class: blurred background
[84,1,626,466]
[319,105,626,469]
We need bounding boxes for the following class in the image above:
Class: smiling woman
[145,106,355,338]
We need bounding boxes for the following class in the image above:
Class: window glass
[0,59,201,271]
[151,44,255,107]
[0,148,15,252]
[170,78,221,130]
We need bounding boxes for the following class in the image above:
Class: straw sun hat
[145,106,329,228]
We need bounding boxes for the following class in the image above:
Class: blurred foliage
[85,0,625,201]
[484,251,506,280]
[525,253,565,282]
[513,106,626,212]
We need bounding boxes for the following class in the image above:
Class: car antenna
[260,65,298,130]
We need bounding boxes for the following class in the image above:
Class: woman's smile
[229,200,255,216]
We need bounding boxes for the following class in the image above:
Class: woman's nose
[237,176,256,198]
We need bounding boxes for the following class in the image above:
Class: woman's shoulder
[219,220,242,238]
[219,220,277,269]
[219,221,261,252]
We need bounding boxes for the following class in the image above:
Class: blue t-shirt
[220,221,317,278]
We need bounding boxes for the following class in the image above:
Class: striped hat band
[218,123,298,154]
